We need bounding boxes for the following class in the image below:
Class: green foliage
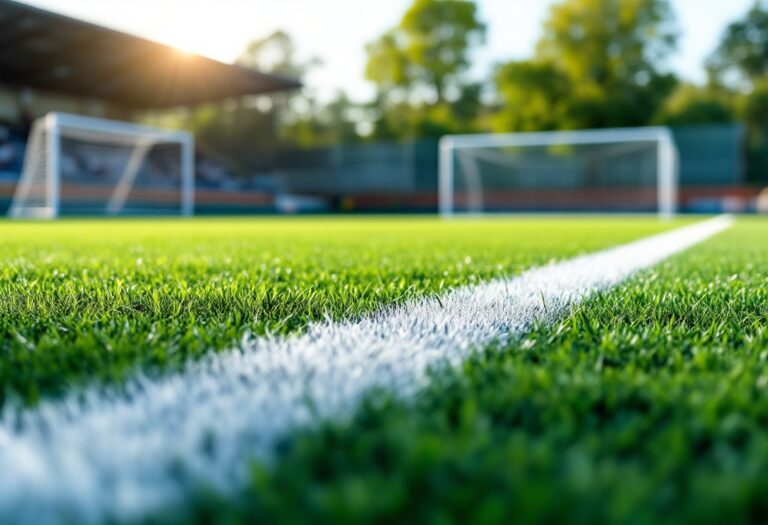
[709,1,768,89]
[654,84,735,126]
[737,78,768,182]
[182,219,768,525]
[366,0,485,104]
[493,61,571,132]
[494,0,678,132]
[190,101,280,173]
[365,0,486,138]
[707,2,768,182]
[190,31,302,167]
[190,32,361,166]
[0,218,675,407]
[741,77,768,130]
[537,0,676,86]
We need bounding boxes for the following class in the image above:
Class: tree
[235,31,325,150]
[742,79,768,128]
[708,2,768,183]
[285,92,363,148]
[492,61,571,132]
[236,31,306,77]
[365,0,486,138]
[739,78,768,182]
[653,84,735,126]
[494,0,678,132]
[708,1,768,90]
[191,31,363,171]
[189,31,305,169]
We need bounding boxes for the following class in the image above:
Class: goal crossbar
[439,127,679,218]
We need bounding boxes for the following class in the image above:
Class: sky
[25,0,758,101]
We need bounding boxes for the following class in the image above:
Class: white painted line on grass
[0,216,733,524]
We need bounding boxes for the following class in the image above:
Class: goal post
[439,127,679,218]
[9,112,194,219]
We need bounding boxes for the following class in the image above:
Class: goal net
[9,113,194,218]
[439,127,678,218]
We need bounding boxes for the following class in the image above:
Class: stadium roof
[0,0,301,109]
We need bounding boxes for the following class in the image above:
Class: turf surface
[0,217,679,406]
[198,218,767,525]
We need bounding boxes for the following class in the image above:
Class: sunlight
[165,32,208,58]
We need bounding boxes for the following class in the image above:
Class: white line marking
[0,216,733,524]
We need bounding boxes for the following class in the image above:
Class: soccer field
[1,216,767,524]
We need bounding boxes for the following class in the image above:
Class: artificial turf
[187,218,766,525]
[0,217,680,407]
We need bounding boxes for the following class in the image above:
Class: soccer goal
[439,127,679,218]
[9,112,194,218]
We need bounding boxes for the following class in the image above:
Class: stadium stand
[0,0,298,109]
[0,0,299,214]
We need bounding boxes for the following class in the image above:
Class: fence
[262,125,746,212]
[0,124,752,215]
[672,124,745,186]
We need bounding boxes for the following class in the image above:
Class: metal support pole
[438,137,454,219]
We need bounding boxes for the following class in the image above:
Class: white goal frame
[9,112,195,219]
[439,127,679,218]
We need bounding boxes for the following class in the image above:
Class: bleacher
[0,124,25,179]
[0,0,299,215]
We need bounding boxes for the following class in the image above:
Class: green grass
[177,218,768,525]
[0,217,678,407]
[6,215,763,525]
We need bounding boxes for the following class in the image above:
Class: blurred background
[1,0,767,215]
